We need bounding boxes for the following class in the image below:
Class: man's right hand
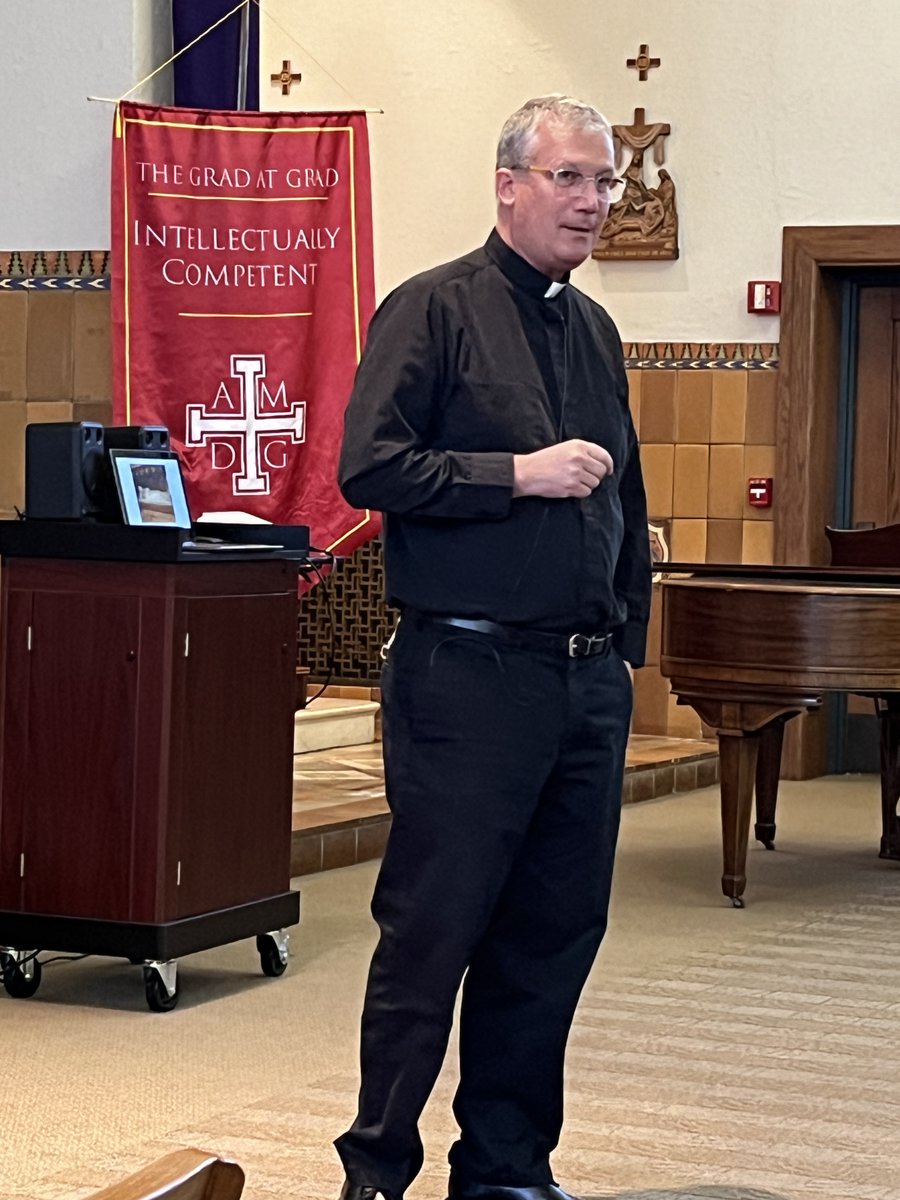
[512,440,615,499]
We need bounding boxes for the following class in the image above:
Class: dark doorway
[830,268,900,771]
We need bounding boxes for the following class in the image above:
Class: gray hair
[496,95,612,169]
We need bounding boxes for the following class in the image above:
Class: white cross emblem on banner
[185,353,306,495]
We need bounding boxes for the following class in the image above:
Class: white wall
[0,0,170,250]
[262,0,900,342]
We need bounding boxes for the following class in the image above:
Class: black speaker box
[25,421,106,520]
[103,425,170,452]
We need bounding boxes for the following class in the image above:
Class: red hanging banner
[111,101,378,555]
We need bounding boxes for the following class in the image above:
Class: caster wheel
[1,953,42,999]
[731,896,745,909]
[257,934,288,977]
[142,965,179,1012]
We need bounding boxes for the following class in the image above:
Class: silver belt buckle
[568,633,588,657]
[569,632,609,657]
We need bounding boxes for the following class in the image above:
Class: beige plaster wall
[262,0,900,342]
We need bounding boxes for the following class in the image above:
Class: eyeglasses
[518,166,625,202]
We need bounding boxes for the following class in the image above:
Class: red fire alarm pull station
[748,477,773,507]
[747,281,781,314]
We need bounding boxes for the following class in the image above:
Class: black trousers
[335,617,633,1194]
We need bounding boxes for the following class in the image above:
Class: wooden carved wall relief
[593,107,678,261]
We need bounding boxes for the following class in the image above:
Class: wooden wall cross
[627,44,661,81]
[271,60,302,95]
[593,106,677,261]
[623,108,671,149]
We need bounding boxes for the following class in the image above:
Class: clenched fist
[512,439,614,499]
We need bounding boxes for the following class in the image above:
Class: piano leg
[876,696,900,860]
[754,717,787,850]
[718,731,761,908]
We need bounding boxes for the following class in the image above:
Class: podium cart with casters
[0,534,302,1011]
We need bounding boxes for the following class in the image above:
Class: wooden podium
[0,551,301,1009]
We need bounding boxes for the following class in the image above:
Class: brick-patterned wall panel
[0,255,112,519]
[297,536,395,685]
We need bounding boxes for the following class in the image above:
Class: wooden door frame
[776,225,900,775]
[777,225,900,564]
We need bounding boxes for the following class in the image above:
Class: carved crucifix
[627,44,661,81]
[593,107,678,261]
[271,60,302,96]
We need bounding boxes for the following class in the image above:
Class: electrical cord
[1,949,89,972]
[299,548,337,706]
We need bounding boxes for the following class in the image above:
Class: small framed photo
[109,449,192,529]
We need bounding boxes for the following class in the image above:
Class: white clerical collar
[544,281,566,299]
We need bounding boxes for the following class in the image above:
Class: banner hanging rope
[88,0,381,116]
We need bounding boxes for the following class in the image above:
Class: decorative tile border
[625,341,778,360]
[0,277,109,290]
[0,250,109,277]
[626,356,778,370]
[624,341,779,369]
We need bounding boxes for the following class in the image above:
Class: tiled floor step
[622,734,719,802]
[290,734,718,876]
[294,695,380,754]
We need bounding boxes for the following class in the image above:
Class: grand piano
[659,556,900,906]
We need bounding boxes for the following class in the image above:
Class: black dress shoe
[447,1183,580,1200]
[339,1183,404,1200]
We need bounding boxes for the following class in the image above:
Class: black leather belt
[405,611,613,658]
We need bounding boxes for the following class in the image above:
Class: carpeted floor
[4,775,898,1200]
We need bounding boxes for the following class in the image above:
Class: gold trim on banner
[122,112,132,421]
[178,311,312,318]
[328,510,377,554]
[348,125,361,362]
[148,193,327,202]
[125,118,355,135]
[95,0,382,116]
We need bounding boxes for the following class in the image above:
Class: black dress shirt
[338,230,651,665]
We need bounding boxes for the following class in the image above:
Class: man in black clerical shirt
[335,95,652,1200]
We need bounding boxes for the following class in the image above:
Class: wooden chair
[825,521,900,566]
[753,524,900,858]
[86,1149,245,1200]
[823,523,900,859]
